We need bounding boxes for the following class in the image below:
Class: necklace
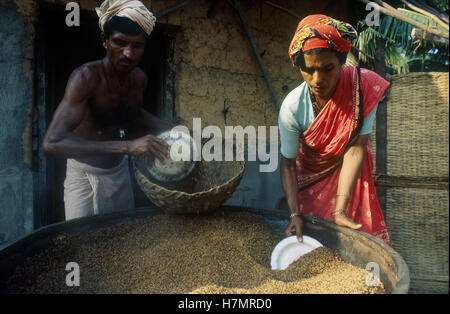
[100,59,129,139]
[309,87,322,116]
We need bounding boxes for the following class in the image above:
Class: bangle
[290,212,301,219]
[336,194,350,198]
[332,208,345,216]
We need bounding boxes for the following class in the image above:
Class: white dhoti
[64,156,135,220]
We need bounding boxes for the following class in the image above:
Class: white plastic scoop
[270,235,323,270]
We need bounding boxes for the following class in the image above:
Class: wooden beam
[359,0,449,39]
[156,0,197,19]
[401,0,449,30]
[263,1,301,19]
[374,174,449,190]
[411,27,449,45]
[229,0,281,110]
[374,37,388,220]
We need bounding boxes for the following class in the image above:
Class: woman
[279,14,390,244]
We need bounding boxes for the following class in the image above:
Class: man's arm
[135,109,174,133]
[42,66,129,157]
[133,70,174,133]
[42,66,169,160]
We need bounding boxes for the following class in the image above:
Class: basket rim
[133,158,245,198]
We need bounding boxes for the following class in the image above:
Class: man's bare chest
[88,87,142,127]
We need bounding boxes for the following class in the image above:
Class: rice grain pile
[3,211,385,294]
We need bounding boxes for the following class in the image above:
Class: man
[43,0,171,220]
[279,15,390,244]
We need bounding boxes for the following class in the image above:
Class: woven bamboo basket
[132,155,245,214]
[372,72,449,176]
[373,72,449,293]
[386,187,449,293]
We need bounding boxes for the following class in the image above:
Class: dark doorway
[34,4,176,226]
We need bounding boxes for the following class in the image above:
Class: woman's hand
[285,215,303,242]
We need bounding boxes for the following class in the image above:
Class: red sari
[296,66,390,244]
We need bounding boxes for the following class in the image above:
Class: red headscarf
[289,14,357,62]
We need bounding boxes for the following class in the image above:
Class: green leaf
[354,6,448,73]
[398,8,448,33]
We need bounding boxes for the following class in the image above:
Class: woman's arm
[281,156,303,242]
[333,134,370,229]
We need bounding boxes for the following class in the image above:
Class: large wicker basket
[373,72,449,293]
[132,155,245,214]
[372,72,449,176]
[385,187,448,293]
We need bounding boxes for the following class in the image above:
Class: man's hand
[128,134,170,162]
[285,215,303,242]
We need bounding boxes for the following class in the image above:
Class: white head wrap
[95,0,157,36]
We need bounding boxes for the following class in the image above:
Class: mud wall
[0,0,348,243]
[0,0,37,245]
[37,0,347,131]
